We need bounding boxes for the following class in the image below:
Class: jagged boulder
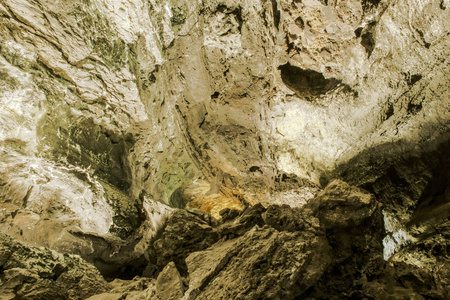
[85,277,156,300]
[0,232,110,300]
[145,208,220,276]
[183,226,331,300]
[155,262,185,300]
[2,179,449,299]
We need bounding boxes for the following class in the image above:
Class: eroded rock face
[0,0,449,299]
[146,208,220,277]
[0,232,110,299]
[1,0,447,215]
[146,180,447,299]
[1,180,449,299]
[0,0,448,236]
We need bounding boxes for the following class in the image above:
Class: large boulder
[0,232,110,299]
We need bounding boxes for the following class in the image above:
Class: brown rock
[147,209,219,276]
[311,179,381,229]
[184,226,331,300]
[155,262,185,300]
[0,233,110,300]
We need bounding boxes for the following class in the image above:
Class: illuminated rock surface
[0,0,449,298]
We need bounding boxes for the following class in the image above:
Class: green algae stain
[71,3,129,70]
[0,70,21,90]
[98,178,144,239]
[93,38,128,71]
[170,7,186,26]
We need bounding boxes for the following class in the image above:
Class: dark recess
[249,166,263,174]
[407,101,423,115]
[362,0,381,11]
[355,20,377,57]
[217,4,243,32]
[169,187,189,209]
[278,63,341,98]
[271,0,280,29]
[407,74,423,86]
[382,103,394,121]
[327,132,450,218]
[361,30,375,56]
[355,27,364,37]
[295,16,304,29]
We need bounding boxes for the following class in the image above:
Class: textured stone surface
[85,277,156,300]
[0,0,448,239]
[1,0,447,218]
[155,262,185,300]
[0,0,449,298]
[146,208,220,276]
[1,180,450,299]
[0,232,110,299]
[183,226,331,300]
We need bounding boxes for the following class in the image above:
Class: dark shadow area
[274,171,319,192]
[95,256,149,281]
[278,63,342,98]
[407,144,450,229]
[169,186,189,209]
[361,30,375,56]
[67,230,150,281]
[326,129,450,217]
[38,115,134,191]
[271,0,280,29]
[355,22,377,56]
[362,0,381,11]
[217,4,243,32]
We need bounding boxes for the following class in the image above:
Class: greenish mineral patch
[93,38,128,70]
[72,3,130,70]
[0,69,20,90]
[170,7,186,26]
[99,179,144,239]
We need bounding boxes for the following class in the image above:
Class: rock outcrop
[2,180,450,299]
[1,0,448,230]
[0,232,110,299]
[0,0,449,298]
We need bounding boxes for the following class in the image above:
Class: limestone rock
[311,179,381,229]
[85,277,157,300]
[184,227,331,300]
[0,0,448,261]
[217,203,266,238]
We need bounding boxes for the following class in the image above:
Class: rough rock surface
[146,208,220,276]
[0,0,449,298]
[0,232,110,299]
[1,180,450,299]
[0,0,447,234]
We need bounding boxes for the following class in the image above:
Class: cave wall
[0,0,448,257]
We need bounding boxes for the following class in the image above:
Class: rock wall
[1,0,448,219]
[0,0,449,298]
[3,180,448,299]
